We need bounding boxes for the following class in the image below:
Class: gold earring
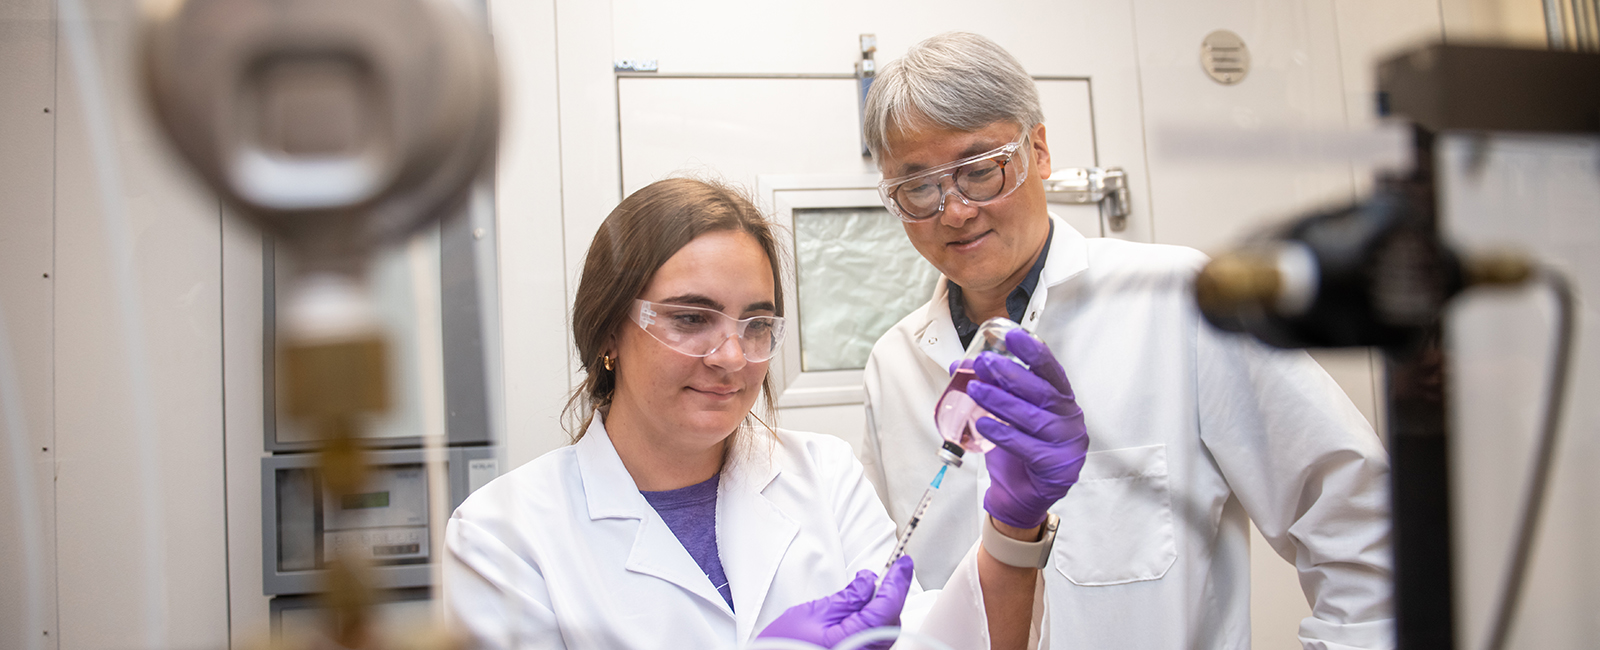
[602,354,614,371]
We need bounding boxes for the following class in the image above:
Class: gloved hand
[967,328,1089,529]
[755,556,914,649]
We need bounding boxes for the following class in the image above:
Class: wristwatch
[981,512,1060,569]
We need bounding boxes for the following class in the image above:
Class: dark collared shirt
[948,221,1054,349]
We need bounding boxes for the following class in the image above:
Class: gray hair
[863,32,1044,162]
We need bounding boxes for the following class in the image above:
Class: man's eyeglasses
[878,133,1030,222]
[630,299,787,363]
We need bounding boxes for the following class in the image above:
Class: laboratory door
[609,0,1153,450]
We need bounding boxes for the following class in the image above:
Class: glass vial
[934,318,1034,454]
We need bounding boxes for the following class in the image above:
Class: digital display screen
[341,491,390,510]
[373,544,421,556]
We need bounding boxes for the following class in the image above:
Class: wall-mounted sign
[1202,30,1250,85]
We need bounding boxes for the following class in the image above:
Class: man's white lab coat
[444,415,993,649]
[861,216,1394,649]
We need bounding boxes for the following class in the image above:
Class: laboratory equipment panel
[261,446,499,595]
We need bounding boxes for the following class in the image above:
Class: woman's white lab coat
[444,416,992,650]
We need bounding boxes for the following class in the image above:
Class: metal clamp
[1044,167,1131,232]
[855,34,878,158]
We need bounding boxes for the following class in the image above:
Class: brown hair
[563,177,786,440]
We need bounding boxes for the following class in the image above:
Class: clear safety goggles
[630,299,787,363]
[878,133,1031,222]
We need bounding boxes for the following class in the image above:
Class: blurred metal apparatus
[1195,194,1534,349]
[1377,44,1600,136]
[139,0,500,648]
[1195,43,1595,650]
[1198,43,1600,346]
[1195,178,1517,349]
[141,0,499,273]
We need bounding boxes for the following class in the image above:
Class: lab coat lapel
[916,280,966,374]
[575,416,732,614]
[718,437,799,642]
[1030,213,1091,320]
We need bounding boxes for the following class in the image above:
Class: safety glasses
[878,133,1030,222]
[630,299,787,363]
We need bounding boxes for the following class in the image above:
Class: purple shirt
[640,474,733,611]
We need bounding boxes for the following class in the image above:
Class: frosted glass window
[795,207,940,371]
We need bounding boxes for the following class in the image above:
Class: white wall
[49,0,230,648]
[487,0,581,468]
[0,0,60,647]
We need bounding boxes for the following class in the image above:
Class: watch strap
[981,512,1060,569]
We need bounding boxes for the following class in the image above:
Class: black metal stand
[1385,339,1456,649]
[1372,44,1600,648]
[1383,124,1455,649]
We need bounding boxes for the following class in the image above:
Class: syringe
[884,464,948,571]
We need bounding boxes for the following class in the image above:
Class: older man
[858,32,1394,649]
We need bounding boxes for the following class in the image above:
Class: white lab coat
[444,415,994,650]
[861,215,1394,649]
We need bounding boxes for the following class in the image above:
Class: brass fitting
[1463,250,1534,287]
[1195,251,1282,314]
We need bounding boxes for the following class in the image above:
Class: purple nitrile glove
[967,329,1089,529]
[756,555,914,650]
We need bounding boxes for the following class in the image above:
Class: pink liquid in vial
[934,366,997,454]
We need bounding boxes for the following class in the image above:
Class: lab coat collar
[1026,212,1090,324]
[574,415,646,519]
[573,415,735,615]
[916,212,1089,368]
[720,432,800,641]
[574,415,802,630]
[915,281,966,377]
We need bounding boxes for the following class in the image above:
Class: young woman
[443,178,1076,649]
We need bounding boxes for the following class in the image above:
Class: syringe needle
[884,465,947,571]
